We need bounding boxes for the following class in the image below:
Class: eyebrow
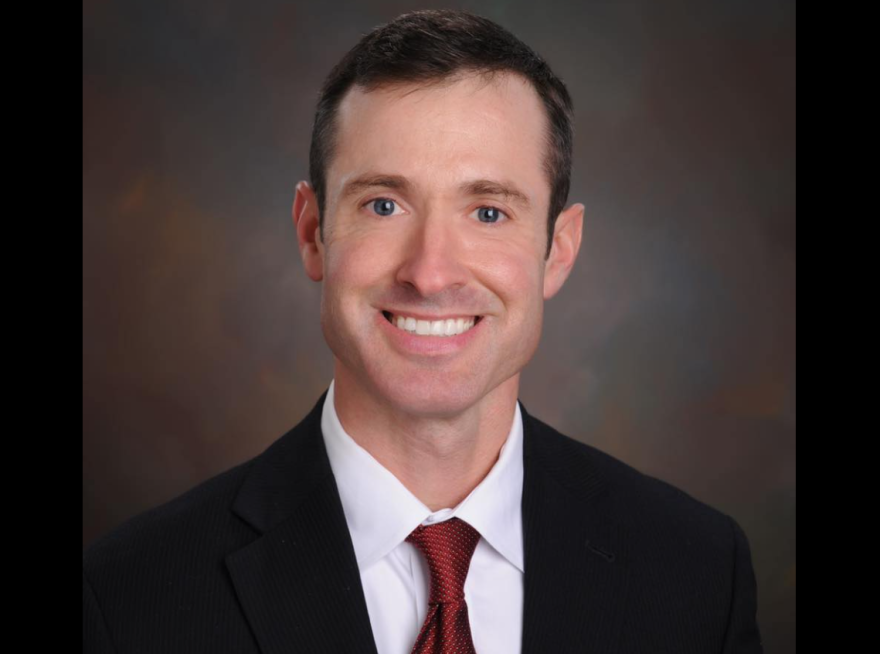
[339,173,533,211]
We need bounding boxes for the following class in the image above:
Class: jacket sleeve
[721,516,764,654]
[84,569,118,654]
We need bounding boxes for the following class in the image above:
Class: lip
[377,309,484,357]
[381,309,482,322]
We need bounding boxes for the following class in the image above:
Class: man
[83,9,763,654]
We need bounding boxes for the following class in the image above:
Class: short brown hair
[308,9,575,260]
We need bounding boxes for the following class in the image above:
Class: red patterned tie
[406,517,482,654]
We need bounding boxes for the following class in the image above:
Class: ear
[293,181,324,282]
[543,202,584,300]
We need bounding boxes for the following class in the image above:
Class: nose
[394,211,469,297]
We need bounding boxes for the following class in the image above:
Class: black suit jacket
[83,389,764,653]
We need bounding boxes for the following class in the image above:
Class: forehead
[327,71,550,211]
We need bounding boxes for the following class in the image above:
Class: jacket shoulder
[525,412,762,650]
[83,457,258,576]
[528,414,738,544]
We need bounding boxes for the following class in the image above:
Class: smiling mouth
[382,310,483,336]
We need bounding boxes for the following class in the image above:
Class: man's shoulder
[527,413,738,545]
[83,456,259,578]
[81,445,295,650]
[84,391,329,576]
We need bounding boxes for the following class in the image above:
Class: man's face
[297,72,582,417]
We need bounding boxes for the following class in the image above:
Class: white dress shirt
[321,379,525,654]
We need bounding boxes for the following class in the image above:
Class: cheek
[486,247,544,309]
[484,253,544,371]
[321,236,393,334]
[323,237,386,289]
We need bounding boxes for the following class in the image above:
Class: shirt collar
[321,378,524,573]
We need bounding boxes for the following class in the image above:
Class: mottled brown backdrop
[83,1,796,651]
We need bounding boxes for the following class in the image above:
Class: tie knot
[406,517,481,604]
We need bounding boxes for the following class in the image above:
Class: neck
[331,365,520,511]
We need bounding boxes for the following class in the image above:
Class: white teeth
[390,313,477,337]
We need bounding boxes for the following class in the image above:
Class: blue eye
[368,198,397,216]
[363,198,508,224]
[476,206,508,224]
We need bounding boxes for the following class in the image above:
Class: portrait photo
[84,2,795,653]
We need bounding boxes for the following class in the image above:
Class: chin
[372,374,483,418]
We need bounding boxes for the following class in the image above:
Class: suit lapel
[225,390,630,654]
[225,389,379,654]
[520,401,631,654]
